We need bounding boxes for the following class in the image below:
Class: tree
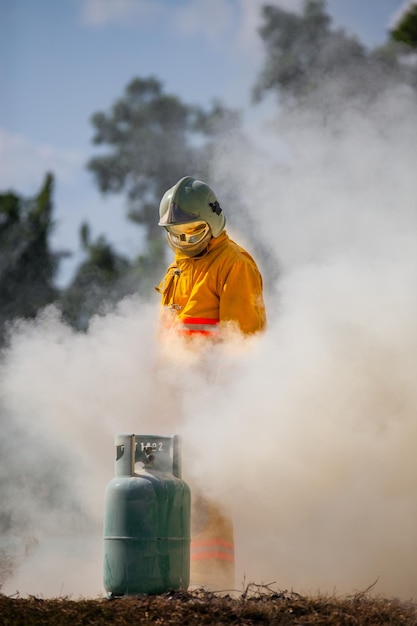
[253,0,417,110]
[391,3,417,48]
[60,223,132,330]
[0,173,64,341]
[87,76,241,286]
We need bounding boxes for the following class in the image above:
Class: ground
[1,586,417,625]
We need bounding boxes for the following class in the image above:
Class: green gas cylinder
[103,434,191,596]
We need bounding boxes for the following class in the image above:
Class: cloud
[78,0,303,58]
[173,0,235,41]
[79,0,165,28]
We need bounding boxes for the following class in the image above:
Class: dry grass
[1,584,417,626]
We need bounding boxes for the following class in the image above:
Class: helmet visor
[165,220,210,247]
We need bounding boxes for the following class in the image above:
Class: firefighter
[156,176,266,590]
[156,176,266,339]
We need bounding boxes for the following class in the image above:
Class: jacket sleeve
[219,255,266,335]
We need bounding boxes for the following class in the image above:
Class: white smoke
[201,84,417,597]
[0,299,162,597]
[1,73,417,601]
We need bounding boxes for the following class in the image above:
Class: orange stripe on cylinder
[191,537,235,564]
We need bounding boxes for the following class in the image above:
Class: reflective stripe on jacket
[156,231,266,337]
[177,317,222,338]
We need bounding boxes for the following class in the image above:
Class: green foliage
[87,76,240,239]
[87,76,191,238]
[391,4,417,48]
[253,0,336,101]
[0,173,64,341]
[86,76,241,291]
[60,223,133,330]
[253,0,417,109]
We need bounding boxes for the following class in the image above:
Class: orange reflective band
[190,538,235,562]
[179,317,221,336]
[182,318,220,326]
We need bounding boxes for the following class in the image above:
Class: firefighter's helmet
[159,176,226,256]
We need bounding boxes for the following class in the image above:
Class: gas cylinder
[103,434,191,596]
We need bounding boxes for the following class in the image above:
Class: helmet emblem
[209,201,222,216]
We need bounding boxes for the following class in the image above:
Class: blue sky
[0,0,412,285]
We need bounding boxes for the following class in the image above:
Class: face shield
[165,220,212,257]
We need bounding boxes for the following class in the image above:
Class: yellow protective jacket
[156,231,266,337]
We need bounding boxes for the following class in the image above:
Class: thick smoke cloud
[204,81,417,597]
[1,65,417,600]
